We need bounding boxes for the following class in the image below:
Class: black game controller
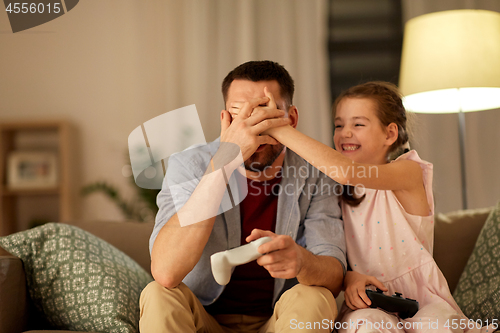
[365,288,419,319]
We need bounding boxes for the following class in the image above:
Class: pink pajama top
[342,150,463,314]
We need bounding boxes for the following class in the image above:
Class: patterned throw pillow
[0,223,152,333]
[454,201,500,322]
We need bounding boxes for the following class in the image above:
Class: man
[140,60,346,332]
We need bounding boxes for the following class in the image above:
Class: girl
[265,82,492,333]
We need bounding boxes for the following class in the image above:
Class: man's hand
[220,96,290,162]
[344,271,388,310]
[247,229,344,296]
[246,229,303,279]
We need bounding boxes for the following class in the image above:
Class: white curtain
[120,0,332,221]
[402,0,500,213]
[155,0,332,145]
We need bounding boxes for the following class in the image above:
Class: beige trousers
[140,281,338,333]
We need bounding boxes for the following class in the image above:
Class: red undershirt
[205,173,282,317]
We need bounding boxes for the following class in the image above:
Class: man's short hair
[222,60,295,107]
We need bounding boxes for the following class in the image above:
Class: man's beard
[244,143,285,172]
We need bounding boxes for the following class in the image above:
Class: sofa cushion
[0,223,152,333]
[453,200,500,321]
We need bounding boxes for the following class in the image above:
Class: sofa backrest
[433,207,492,293]
[71,208,492,294]
[69,220,154,275]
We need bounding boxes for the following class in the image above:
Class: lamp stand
[458,109,468,209]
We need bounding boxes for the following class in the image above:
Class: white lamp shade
[399,10,500,113]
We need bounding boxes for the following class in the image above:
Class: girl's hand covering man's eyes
[220,96,289,162]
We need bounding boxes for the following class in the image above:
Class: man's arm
[150,155,229,289]
[296,250,344,296]
[296,175,346,296]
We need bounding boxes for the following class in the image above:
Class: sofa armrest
[0,246,28,333]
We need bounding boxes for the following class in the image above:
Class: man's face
[225,79,287,172]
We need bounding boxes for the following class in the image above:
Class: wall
[1,1,165,221]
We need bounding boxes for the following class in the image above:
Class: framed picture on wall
[7,151,58,190]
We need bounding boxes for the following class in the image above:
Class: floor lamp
[399,9,500,210]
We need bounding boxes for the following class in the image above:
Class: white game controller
[211,236,273,285]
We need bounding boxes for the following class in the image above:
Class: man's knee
[140,281,191,309]
[140,281,202,332]
[281,284,338,315]
[284,284,335,303]
[142,280,166,295]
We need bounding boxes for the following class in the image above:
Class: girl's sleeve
[395,150,434,216]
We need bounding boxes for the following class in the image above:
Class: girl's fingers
[359,289,372,306]
[346,288,361,309]
[264,86,277,109]
[220,110,231,133]
[239,97,269,119]
[345,294,355,310]
[349,289,363,309]
[247,108,285,126]
[256,135,279,146]
[252,117,290,135]
[368,276,388,292]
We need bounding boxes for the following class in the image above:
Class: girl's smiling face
[334,97,396,165]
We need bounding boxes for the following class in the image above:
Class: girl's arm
[267,125,423,192]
